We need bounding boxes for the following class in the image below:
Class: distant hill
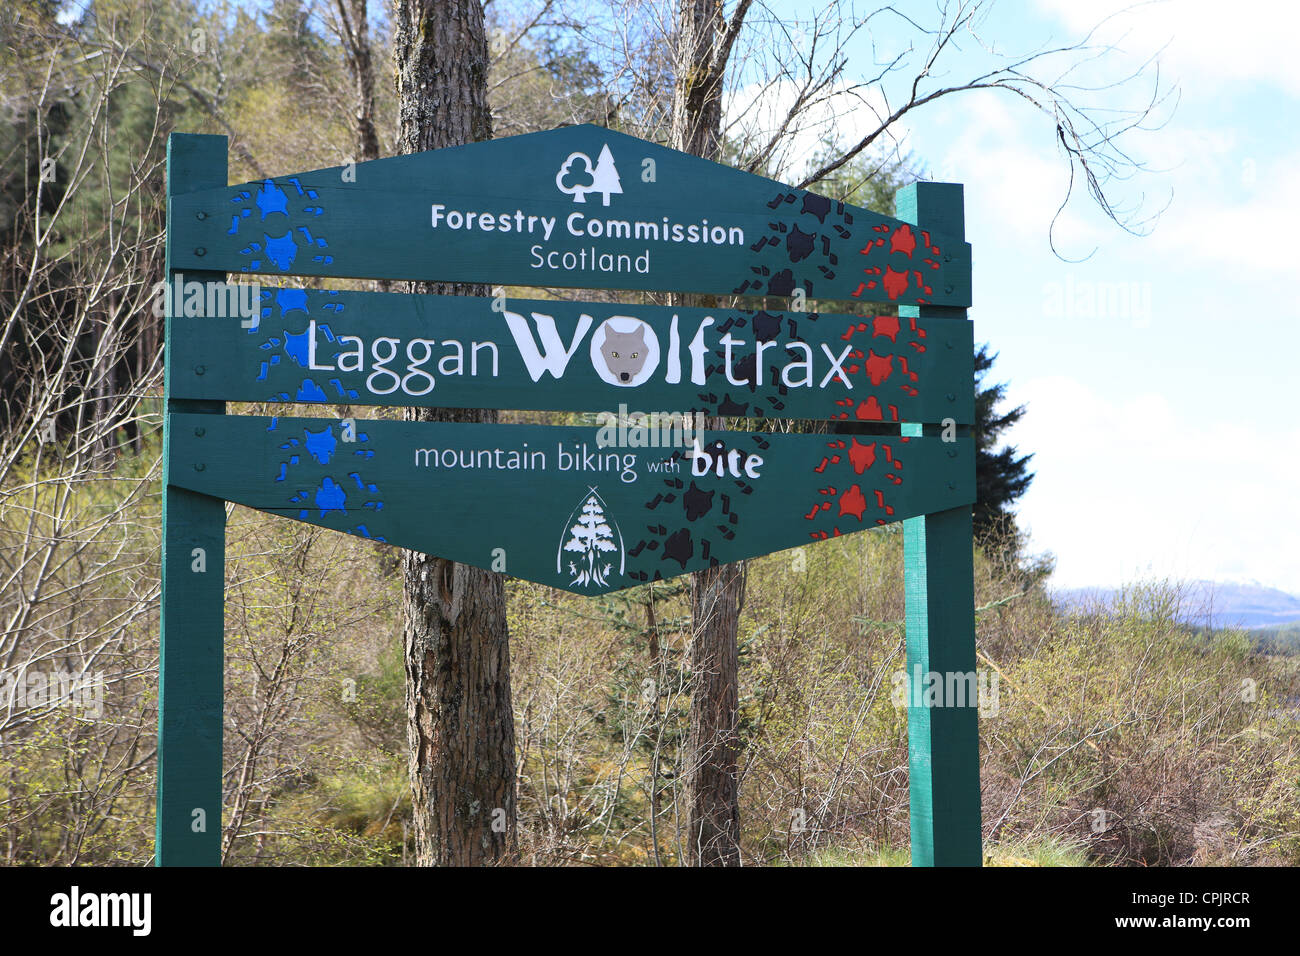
[1052,580,1300,630]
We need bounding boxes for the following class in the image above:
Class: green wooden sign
[159,128,983,869]
[168,286,974,423]
[167,125,971,306]
[169,413,973,592]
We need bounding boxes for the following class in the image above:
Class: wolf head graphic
[599,325,648,384]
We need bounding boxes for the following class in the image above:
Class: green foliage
[1248,622,1300,655]
[794,835,1090,867]
[801,135,918,215]
[973,345,1033,546]
[488,7,610,136]
[338,639,407,755]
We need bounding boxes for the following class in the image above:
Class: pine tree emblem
[590,144,622,206]
[558,487,624,589]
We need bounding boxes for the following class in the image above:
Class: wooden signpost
[160,125,981,866]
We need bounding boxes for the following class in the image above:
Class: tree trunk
[671,0,749,867]
[392,0,516,866]
[682,561,745,865]
[335,0,380,163]
[670,0,724,161]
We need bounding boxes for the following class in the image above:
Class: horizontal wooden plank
[167,125,972,307]
[168,413,975,594]
[167,285,974,424]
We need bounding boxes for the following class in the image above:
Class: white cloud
[1036,0,1300,98]
[1146,150,1300,273]
[912,89,1300,282]
[1008,374,1300,593]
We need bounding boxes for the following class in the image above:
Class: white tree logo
[557,487,624,589]
[555,144,623,206]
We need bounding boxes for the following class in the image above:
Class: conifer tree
[973,344,1033,544]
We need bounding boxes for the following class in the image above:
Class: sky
[749,0,1300,594]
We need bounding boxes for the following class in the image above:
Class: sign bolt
[194,427,205,437]
[946,393,955,401]
[947,481,956,490]
[195,365,206,375]
[195,247,206,257]
[196,211,207,220]
[194,463,206,472]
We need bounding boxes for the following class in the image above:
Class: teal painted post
[897,182,982,866]
[158,133,228,865]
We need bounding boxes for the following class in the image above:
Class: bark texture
[671,0,750,867]
[335,0,380,162]
[392,0,516,866]
[670,0,726,161]
[682,561,746,865]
